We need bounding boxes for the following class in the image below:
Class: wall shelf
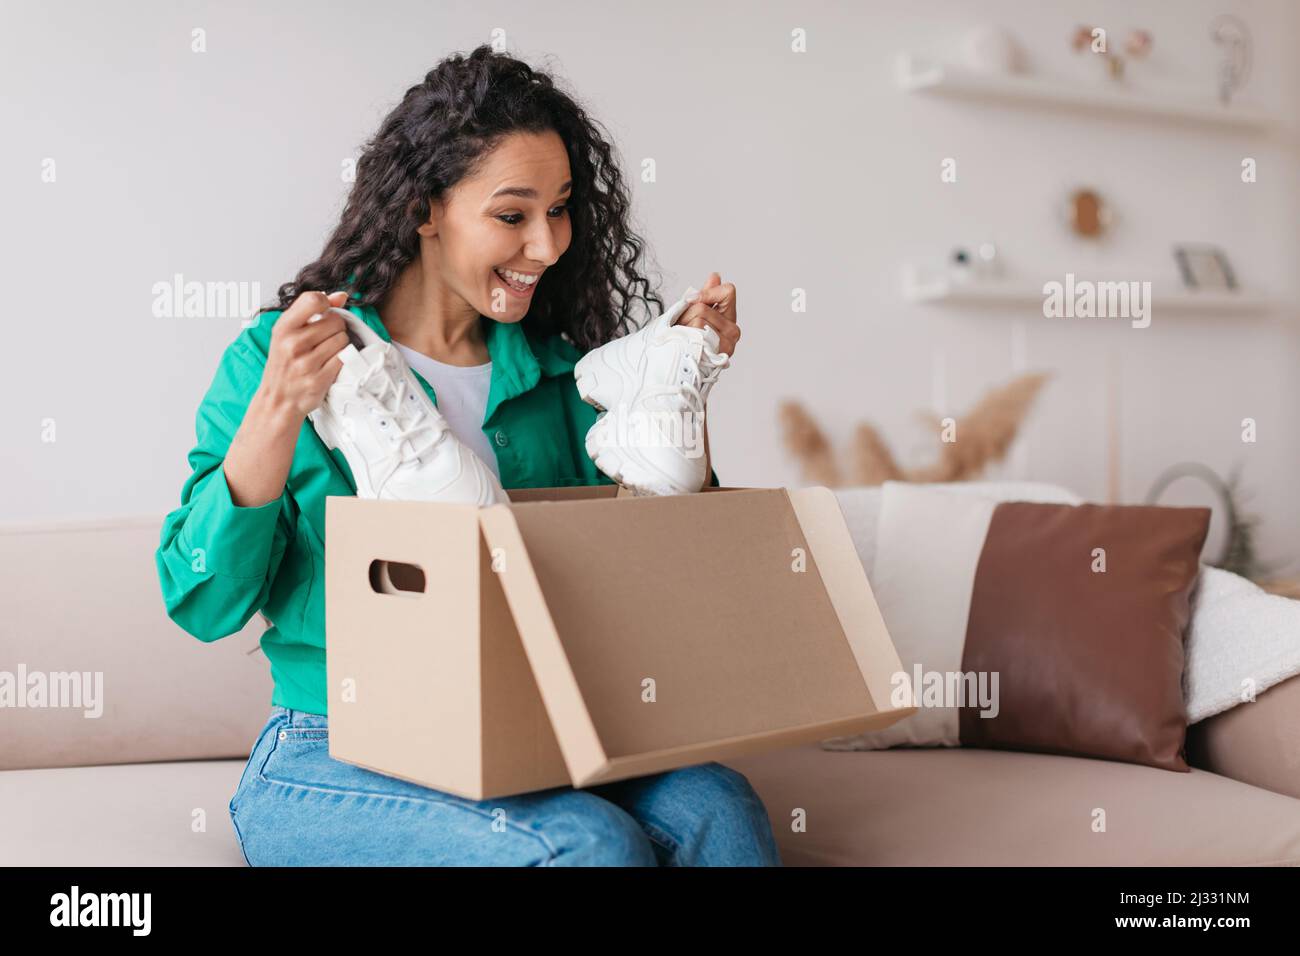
[895,53,1272,131]
[902,268,1274,316]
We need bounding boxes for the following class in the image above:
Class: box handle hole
[369,559,426,596]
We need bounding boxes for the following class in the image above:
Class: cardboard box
[324,485,915,800]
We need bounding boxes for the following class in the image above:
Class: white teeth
[496,268,538,286]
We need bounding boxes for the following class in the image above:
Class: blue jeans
[228,706,783,866]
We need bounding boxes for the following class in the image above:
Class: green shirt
[156,302,719,715]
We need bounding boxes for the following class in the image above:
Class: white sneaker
[307,307,508,505]
[574,294,729,495]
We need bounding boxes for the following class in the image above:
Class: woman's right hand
[257,290,353,420]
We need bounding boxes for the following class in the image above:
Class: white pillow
[1184,566,1300,723]
[830,480,1083,580]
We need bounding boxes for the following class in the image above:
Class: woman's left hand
[678,272,740,357]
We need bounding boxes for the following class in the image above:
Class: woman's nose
[524,224,560,266]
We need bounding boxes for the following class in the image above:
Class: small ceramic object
[1125,29,1153,58]
[1064,188,1113,238]
[963,26,1025,74]
[949,247,973,283]
[975,241,1003,278]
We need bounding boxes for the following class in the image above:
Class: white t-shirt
[392,342,501,482]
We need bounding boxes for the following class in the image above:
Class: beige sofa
[4,486,1300,866]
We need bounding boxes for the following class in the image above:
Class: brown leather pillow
[958,501,1210,771]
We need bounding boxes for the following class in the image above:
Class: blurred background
[3,0,1297,589]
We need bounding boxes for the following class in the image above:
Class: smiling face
[419,129,573,324]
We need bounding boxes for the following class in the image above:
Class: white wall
[4,0,1297,566]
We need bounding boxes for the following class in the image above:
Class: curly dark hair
[254,44,664,352]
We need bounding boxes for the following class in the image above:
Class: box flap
[479,488,893,786]
[786,486,916,712]
[476,504,609,782]
[505,486,620,504]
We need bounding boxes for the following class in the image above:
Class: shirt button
[279,731,287,740]
[494,430,509,447]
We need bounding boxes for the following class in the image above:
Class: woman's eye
[497,205,567,226]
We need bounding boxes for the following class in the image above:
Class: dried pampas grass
[780,372,1051,487]
[776,401,841,486]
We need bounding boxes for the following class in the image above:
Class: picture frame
[1173,244,1237,290]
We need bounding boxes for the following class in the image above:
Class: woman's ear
[409,195,440,238]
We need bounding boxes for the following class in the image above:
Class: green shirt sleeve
[155,338,293,642]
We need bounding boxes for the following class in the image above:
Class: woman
[154,44,776,866]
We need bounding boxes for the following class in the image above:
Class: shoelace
[350,348,446,467]
[695,347,728,402]
[641,331,729,423]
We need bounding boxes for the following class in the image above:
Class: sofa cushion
[723,744,1300,866]
[1187,672,1300,801]
[0,517,274,770]
[0,759,249,866]
[5,748,1298,867]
